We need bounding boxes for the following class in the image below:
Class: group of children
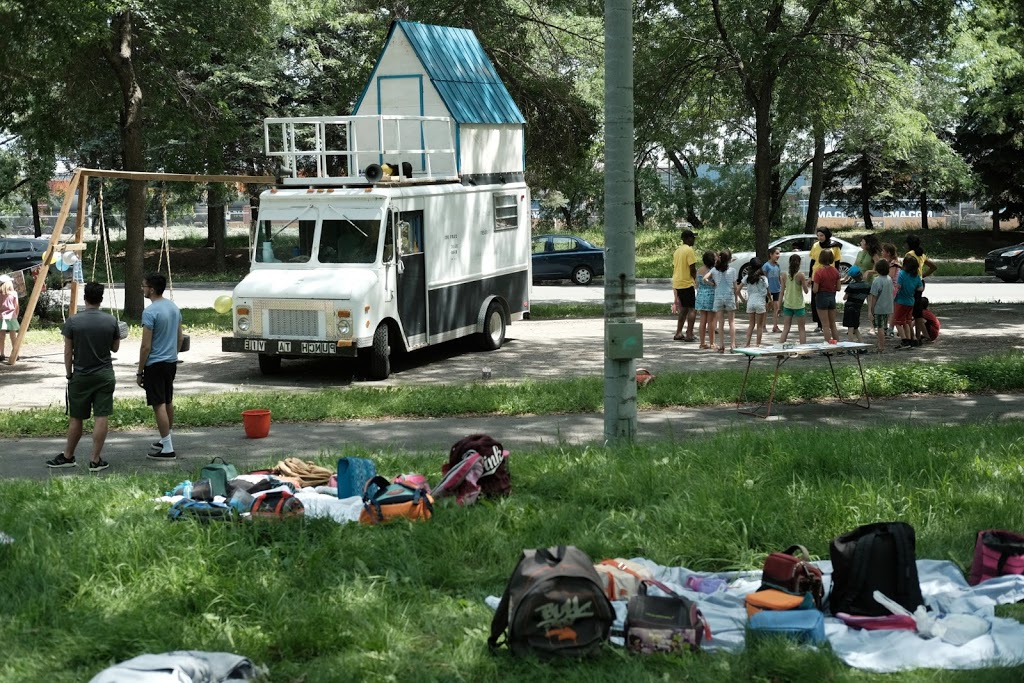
[694,234,940,354]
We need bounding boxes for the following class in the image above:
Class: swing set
[6,167,274,366]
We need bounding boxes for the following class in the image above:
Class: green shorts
[782,306,805,317]
[873,314,889,330]
[68,368,115,419]
[1,319,19,332]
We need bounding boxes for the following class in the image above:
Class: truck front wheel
[366,323,391,380]
[258,354,282,375]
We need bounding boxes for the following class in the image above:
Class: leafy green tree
[1,0,274,315]
[955,0,1024,231]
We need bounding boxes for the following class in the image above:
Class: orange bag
[744,588,814,618]
[358,476,434,525]
[594,559,654,601]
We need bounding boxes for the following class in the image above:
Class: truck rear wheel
[258,354,281,375]
[367,323,391,380]
[479,302,506,351]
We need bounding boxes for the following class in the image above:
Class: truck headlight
[338,318,352,336]
[237,316,250,332]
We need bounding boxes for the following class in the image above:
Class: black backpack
[828,522,924,617]
[488,546,614,658]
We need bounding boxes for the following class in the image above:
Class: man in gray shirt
[46,282,122,472]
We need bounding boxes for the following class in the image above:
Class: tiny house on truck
[221,21,531,380]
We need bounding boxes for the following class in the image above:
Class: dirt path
[1,303,1021,413]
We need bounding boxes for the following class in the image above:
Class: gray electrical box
[605,322,644,359]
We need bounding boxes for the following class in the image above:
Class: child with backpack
[703,249,739,353]
[694,251,717,350]
[894,255,924,349]
[841,265,871,343]
[742,258,770,347]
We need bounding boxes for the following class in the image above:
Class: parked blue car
[531,234,605,285]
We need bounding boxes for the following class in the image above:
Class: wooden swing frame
[7,167,275,366]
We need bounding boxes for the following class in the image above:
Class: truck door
[396,211,426,339]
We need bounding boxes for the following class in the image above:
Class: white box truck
[221,21,531,379]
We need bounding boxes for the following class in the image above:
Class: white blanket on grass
[486,558,1024,672]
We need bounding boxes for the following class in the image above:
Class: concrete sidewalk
[4,393,1023,481]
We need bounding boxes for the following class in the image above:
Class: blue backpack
[337,457,376,499]
[167,499,233,522]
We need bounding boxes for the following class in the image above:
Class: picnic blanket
[486,558,1024,672]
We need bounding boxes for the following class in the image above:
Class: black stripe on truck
[428,270,529,334]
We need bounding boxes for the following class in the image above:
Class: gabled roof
[360,21,526,126]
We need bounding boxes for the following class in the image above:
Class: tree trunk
[207,183,227,272]
[665,149,703,230]
[804,127,825,234]
[919,191,928,231]
[31,198,41,238]
[860,155,873,231]
[992,208,1000,233]
[559,205,573,230]
[105,11,146,319]
[633,176,644,226]
[752,95,773,260]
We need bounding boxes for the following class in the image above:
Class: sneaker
[88,459,110,473]
[148,441,164,456]
[46,453,77,469]
[147,451,177,460]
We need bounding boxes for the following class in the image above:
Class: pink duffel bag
[968,529,1024,585]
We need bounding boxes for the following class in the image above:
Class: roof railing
[264,115,459,186]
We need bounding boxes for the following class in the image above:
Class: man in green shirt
[46,282,122,472]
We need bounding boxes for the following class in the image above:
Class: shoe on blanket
[46,453,77,469]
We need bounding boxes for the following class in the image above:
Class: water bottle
[229,488,255,514]
[167,480,192,498]
[685,575,727,594]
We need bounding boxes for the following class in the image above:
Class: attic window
[493,193,519,231]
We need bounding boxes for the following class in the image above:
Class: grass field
[2,423,1023,682]
[1,350,1022,436]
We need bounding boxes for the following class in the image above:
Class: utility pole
[603,0,640,442]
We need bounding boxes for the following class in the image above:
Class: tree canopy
[1,0,1021,289]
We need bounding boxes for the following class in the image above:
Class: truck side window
[493,193,519,231]
[398,212,424,255]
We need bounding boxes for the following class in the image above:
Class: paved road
[86,278,1024,310]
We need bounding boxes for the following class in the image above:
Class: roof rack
[264,115,459,186]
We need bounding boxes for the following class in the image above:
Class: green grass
[3,351,1023,436]
[562,225,1013,278]
[2,423,1023,681]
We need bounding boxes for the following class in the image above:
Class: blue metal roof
[385,21,525,125]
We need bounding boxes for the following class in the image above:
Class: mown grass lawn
[1,423,1023,682]
[1,351,1023,437]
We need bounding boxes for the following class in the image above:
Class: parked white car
[732,234,860,281]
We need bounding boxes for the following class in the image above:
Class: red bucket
[242,409,271,439]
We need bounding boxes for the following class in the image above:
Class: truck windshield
[254,218,314,264]
[318,217,382,264]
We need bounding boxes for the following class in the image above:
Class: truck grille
[268,309,319,337]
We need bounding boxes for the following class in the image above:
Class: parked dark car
[532,234,605,285]
[0,237,51,275]
[985,243,1024,282]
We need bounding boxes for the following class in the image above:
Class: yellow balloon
[213,295,233,314]
[48,251,59,264]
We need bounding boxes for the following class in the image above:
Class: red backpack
[445,434,510,498]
